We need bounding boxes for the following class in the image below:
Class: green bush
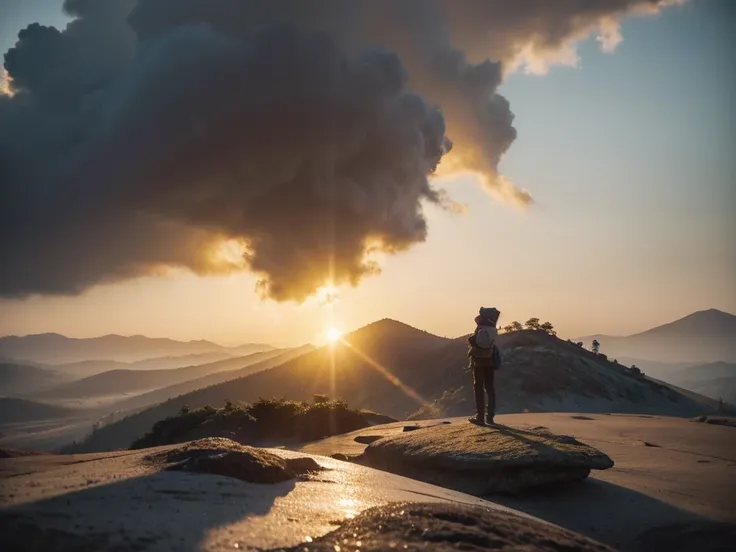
[130,396,371,449]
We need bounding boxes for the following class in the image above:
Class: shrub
[540,321,556,336]
[129,396,371,449]
[627,365,644,377]
[525,318,541,330]
[293,399,365,441]
[133,406,215,449]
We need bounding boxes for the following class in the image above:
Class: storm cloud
[0,0,682,301]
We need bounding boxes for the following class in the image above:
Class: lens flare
[327,327,342,343]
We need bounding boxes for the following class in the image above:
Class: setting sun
[326,327,342,343]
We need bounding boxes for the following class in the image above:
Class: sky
[0,0,734,346]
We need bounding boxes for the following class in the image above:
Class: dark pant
[473,365,495,419]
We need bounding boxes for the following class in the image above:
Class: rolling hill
[64,344,315,451]
[29,348,288,401]
[0,362,74,396]
[100,345,315,415]
[575,309,736,363]
[67,320,728,453]
[48,351,237,378]
[0,398,77,424]
[660,362,736,405]
[0,333,274,364]
[675,361,736,382]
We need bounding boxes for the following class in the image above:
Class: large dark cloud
[0,0,682,301]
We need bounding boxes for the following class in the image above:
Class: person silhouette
[467,307,502,425]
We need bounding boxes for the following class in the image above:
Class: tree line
[499,321,646,378]
[501,317,556,336]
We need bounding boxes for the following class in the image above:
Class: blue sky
[0,0,733,344]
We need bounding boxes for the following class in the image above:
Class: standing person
[467,307,502,425]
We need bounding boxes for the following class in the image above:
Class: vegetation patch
[130,396,372,449]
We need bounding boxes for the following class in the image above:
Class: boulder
[146,437,323,483]
[274,502,614,551]
[363,422,613,494]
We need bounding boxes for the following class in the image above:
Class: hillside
[29,348,287,401]
[576,309,736,363]
[0,362,73,396]
[0,397,76,424]
[49,351,237,378]
[409,330,730,420]
[676,361,736,382]
[68,321,727,453]
[94,345,314,416]
[683,376,736,405]
[663,362,736,405]
[0,332,274,364]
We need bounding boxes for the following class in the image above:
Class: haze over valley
[1,308,734,454]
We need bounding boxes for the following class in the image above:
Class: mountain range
[0,363,74,396]
[46,352,238,378]
[69,318,729,453]
[575,309,736,363]
[2,308,732,453]
[27,349,290,402]
[0,333,274,364]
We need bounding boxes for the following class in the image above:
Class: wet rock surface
[147,437,324,483]
[363,422,613,494]
[272,502,614,551]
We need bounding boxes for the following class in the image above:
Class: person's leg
[485,367,496,424]
[472,365,485,422]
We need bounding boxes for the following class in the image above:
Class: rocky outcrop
[146,437,323,483]
[690,416,736,428]
[273,502,614,551]
[362,422,613,494]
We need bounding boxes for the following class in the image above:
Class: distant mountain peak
[574,308,736,364]
[347,318,445,341]
[633,308,736,338]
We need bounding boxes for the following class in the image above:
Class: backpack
[475,325,497,350]
[469,342,502,369]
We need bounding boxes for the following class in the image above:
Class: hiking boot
[468,415,484,425]
[485,415,495,425]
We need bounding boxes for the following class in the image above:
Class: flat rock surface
[0,441,541,552]
[273,502,614,552]
[625,520,736,552]
[363,421,614,470]
[296,413,736,550]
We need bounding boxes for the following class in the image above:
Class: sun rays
[338,338,426,407]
